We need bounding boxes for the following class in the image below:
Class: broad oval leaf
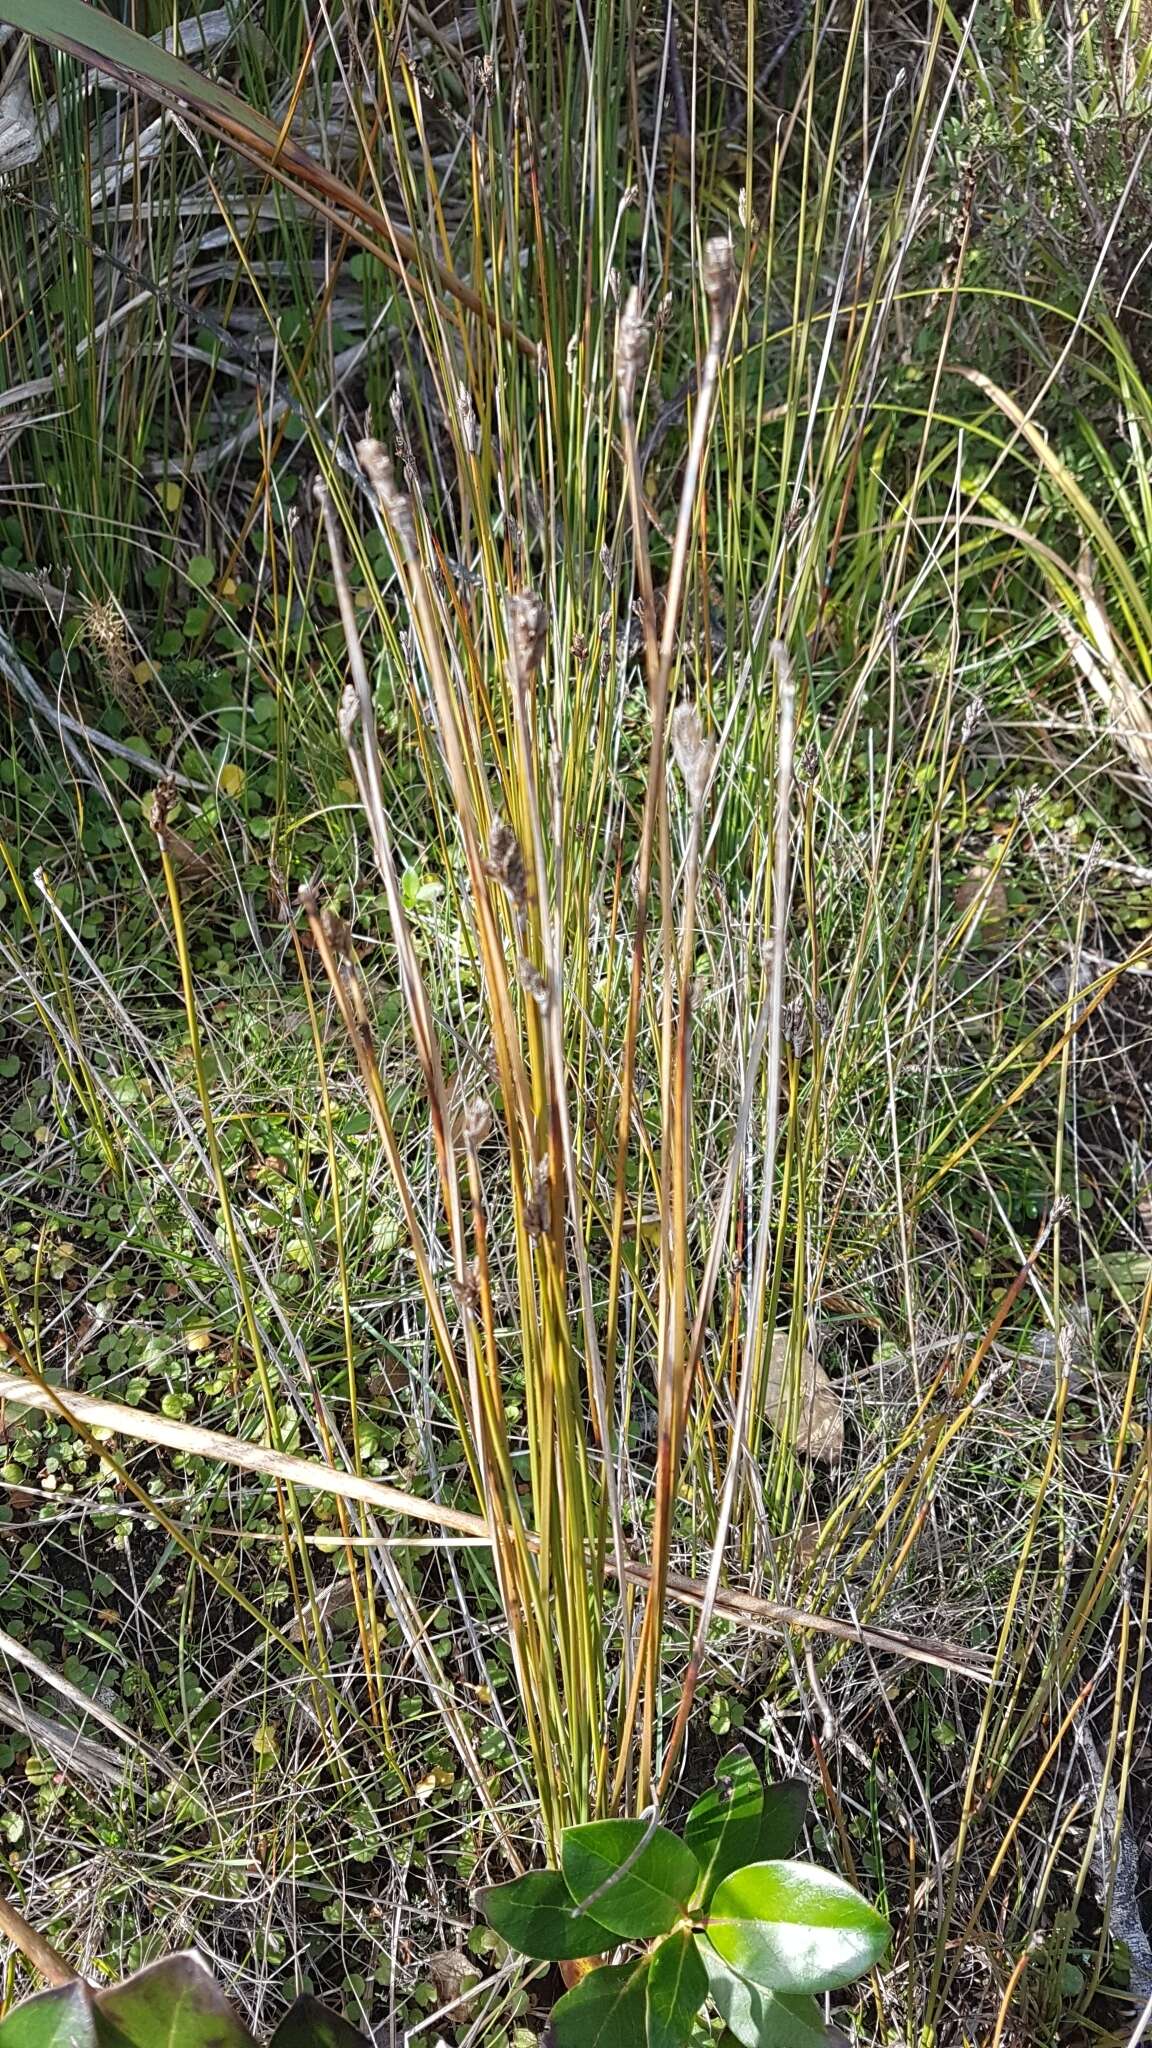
[684,1748,763,1904]
[646,1931,707,2048]
[94,1955,256,2048]
[550,1957,650,2048]
[267,1996,372,2047]
[561,1821,699,1940]
[698,1937,848,2047]
[479,1870,612,1960]
[757,1779,809,1862]
[705,1861,889,1995]
[0,1982,99,2048]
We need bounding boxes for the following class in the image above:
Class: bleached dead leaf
[0,65,44,172]
[955,851,1009,931]
[790,1519,825,1566]
[765,1330,844,1463]
[1057,552,1152,784]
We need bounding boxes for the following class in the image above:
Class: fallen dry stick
[0,1360,991,1684]
[0,1890,74,1987]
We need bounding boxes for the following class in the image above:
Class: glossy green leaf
[698,1938,848,2047]
[0,1983,99,2048]
[94,1955,256,2048]
[757,1780,809,1862]
[705,1861,889,1995]
[480,1869,612,1960]
[646,1931,707,2048]
[684,1749,763,1904]
[561,1821,699,1940]
[550,1958,651,2048]
[267,1996,371,2047]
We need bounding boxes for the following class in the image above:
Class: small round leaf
[705,1860,889,1994]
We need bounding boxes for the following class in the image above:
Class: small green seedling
[481,1750,888,2047]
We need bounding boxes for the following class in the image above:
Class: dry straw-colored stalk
[0,1357,991,1683]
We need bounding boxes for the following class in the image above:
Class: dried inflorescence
[506,592,547,682]
[463,1096,494,1153]
[485,818,529,917]
[616,286,649,411]
[321,907,354,959]
[517,958,549,1009]
[781,997,811,1060]
[701,235,736,341]
[357,438,417,554]
[85,598,152,728]
[338,683,360,747]
[524,1160,551,1239]
[456,381,482,457]
[149,777,176,844]
[671,700,716,813]
[961,694,986,745]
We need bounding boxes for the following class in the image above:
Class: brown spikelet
[357,439,417,555]
[321,908,355,959]
[701,236,736,340]
[463,1096,494,1153]
[616,287,649,411]
[518,958,549,1009]
[506,593,547,682]
[149,777,176,845]
[524,1161,552,1239]
[485,818,528,916]
[85,600,153,730]
[670,700,716,812]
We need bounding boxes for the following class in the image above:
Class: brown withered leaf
[765,1330,844,1464]
[955,852,1008,930]
[425,1948,480,2016]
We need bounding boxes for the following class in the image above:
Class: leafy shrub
[481,1749,888,2045]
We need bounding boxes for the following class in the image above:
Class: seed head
[456,380,482,457]
[322,908,354,959]
[781,997,811,1059]
[671,700,716,813]
[86,598,150,725]
[616,287,649,411]
[506,592,547,682]
[701,236,736,340]
[524,1161,551,1238]
[485,818,528,916]
[518,958,549,1009]
[149,777,175,845]
[464,1097,494,1152]
[960,695,986,745]
[357,439,417,555]
[338,683,360,748]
